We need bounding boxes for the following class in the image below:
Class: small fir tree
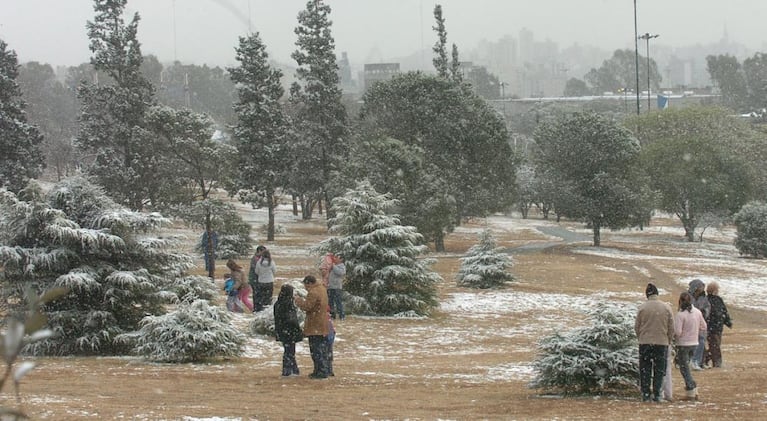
[456,229,514,289]
[313,181,441,316]
[0,39,44,193]
[529,303,639,395]
[0,178,216,356]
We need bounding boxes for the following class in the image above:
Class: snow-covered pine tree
[528,303,639,395]
[0,39,44,193]
[229,31,292,242]
[313,181,441,316]
[0,177,216,356]
[431,5,449,78]
[456,229,514,289]
[129,299,245,363]
[76,0,162,211]
[289,0,348,218]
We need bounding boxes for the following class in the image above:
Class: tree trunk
[267,190,275,242]
[520,204,529,219]
[592,223,601,247]
[205,215,216,279]
[434,231,446,252]
[292,194,298,216]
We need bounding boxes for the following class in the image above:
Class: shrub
[733,201,767,258]
[128,300,246,363]
[529,303,639,395]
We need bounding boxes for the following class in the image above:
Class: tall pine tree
[289,0,348,219]
[229,32,292,241]
[0,39,44,193]
[432,5,449,78]
[76,0,160,211]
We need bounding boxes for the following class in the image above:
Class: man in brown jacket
[295,275,330,379]
[635,282,675,402]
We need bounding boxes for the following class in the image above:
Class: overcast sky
[1,0,766,68]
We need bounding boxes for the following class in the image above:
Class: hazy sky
[1,0,766,68]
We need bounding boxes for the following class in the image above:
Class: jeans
[639,344,667,401]
[308,335,329,377]
[281,342,299,376]
[675,345,697,390]
[693,332,706,366]
[328,288,344,320]
[253,282,273,312]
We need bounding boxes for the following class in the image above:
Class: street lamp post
[633,0,640,115]
[638,32,659,113]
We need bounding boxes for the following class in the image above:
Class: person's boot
[686,388,699,400]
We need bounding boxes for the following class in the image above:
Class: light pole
[638,32,659,113]
[633,0,640,115]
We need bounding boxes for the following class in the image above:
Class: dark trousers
[281,342,299,376]
[328,288,344,320]
[253,282,273,312]
[707,331,723,367]
[675,345,697,390]
[639,344,667,401]
[308,335,329,377]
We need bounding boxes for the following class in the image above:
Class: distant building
[337,52,357,94]
[363,63,400,92]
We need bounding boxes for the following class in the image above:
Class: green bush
[734,201,767,258]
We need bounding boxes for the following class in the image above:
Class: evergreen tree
[289,0,348,218]
[0,178,216,356]
[360,72,516,250]
[76,0,160,211]
[0,39,44,193]
[229,32,292,241]
[733,201,767,258]
[456,229,514,289]
[432,4,449,78]
[529,303,639,395]
[314,181,440,316]
[450,43,463,82]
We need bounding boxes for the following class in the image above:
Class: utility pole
[633,0,640,115]
[638,33,659,113]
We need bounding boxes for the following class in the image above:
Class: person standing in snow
[253,249,276,312]
[295,275,330,379]
[674,291,707,400]
[635,282,675,402]
[226,259,253,312]
[326,254,346,320]
[274,283,303,376]
[687,279,710,370]
[248,245,266,309]
[705,281,732,368]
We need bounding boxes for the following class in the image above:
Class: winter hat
[645,283,659,298]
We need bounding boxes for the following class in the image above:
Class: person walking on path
[635,283,675,402]
[295,275,330,379]
[674,291,707,400]
[253,249,276,312]
[274,284,303,376]
[706,281,733,368]
[687,279,711,370]
[326,254,346,320]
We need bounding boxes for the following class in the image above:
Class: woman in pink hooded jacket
[674,291,707,400]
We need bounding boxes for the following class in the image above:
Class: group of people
[274,275,336,378]
[222,245,277,314]
[635,279,732,402]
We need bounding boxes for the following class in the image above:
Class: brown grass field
[6,209,767,420]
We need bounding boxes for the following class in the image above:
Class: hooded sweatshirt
[688,279,711,320]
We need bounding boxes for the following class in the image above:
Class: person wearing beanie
[635,282,675,402]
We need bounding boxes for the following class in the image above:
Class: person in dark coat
[687,279,711,370]
[274,284,303,376]
[705,281,732,368]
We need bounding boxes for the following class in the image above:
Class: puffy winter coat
[274,298,303,344]
[296,283,329,336]
[707,294,732,333]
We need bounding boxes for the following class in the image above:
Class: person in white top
[253,250,277,312]
[674,291,708,400]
